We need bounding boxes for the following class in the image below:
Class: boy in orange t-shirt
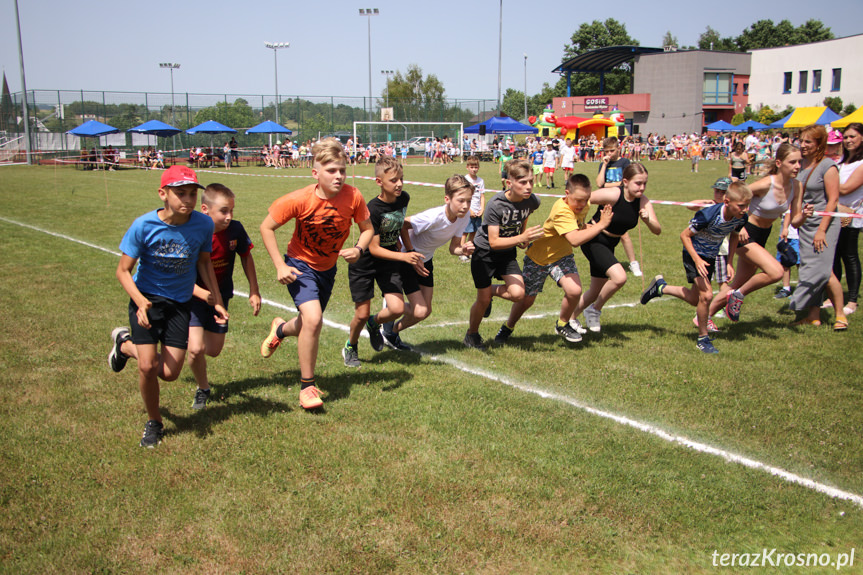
[259,138,373,409]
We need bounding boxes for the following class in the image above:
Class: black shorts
[128,294,191,349]
[348,259,404,303]
[731,167,746,180]
[580,233,622,278]
[738,221,771,249]
[471,247,521,289]
[682,251,715,283]
[400,259,434,294]
[189,290,231,334]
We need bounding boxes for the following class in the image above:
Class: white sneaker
[569,319,587,334]
[459,255,470,263]
[583,304,602,333]
[629,261,643,277]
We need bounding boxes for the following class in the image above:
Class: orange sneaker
[299,386,324,410]
[261,317,285,358]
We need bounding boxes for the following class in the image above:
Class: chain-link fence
[2,89,497,155]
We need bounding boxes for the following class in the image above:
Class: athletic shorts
[776,238,801,266]
[401,258,434,294]
[128,294,191,349]
[738,221,771,249]
[543,166,555,174]
[189,290,231,334]
[731,167,746,180]
[285,256,337,312]
[682,251,716,283]
[348,259,404,303]
[464,215,482,234]
[533,165,542,175]
[523,254,579,297]
[580,233,623,278]
[714,254,729,284]
[470,247,521,289]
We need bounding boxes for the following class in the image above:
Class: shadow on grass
[163,358,419,436]
[714,314,793,342]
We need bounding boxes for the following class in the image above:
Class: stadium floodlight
[358,8,379,123]
[264,42,290,124]
[159,63,180,128]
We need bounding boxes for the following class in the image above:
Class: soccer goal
[352,121,464,156]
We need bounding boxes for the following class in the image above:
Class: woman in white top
[833,123,863,315]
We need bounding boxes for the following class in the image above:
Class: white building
[747,34,863,112]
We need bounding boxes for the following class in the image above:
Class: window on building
[832,68,842,91]
[799,71,808,93]
[812,70,822,93]
[743,83,749,96]
[783,72,792,94]
[733,83,738,95]
[703,72,733,105]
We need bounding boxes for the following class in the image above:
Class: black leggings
[833,227,861,303]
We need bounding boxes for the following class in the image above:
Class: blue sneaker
[382,321,411,351]
[640,275,667,304]
[696,335,719,354]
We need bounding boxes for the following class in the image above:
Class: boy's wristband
[354,244,365,256]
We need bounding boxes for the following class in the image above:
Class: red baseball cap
[160,165,204,189]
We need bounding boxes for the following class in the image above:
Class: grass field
[1,158,861,573]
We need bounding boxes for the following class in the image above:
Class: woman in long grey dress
[789,124,846,329]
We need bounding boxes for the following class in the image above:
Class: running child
[343,156,426,368]
[707,143,810,322]
[497,174,613,344]
[186,184,261,410]
[259,138,373,410]
[640,182,752,354]
[570,162,662,333]
[460,156,485,262]
[596,136,642,277]
[381,175,476,350]
[107,165,228,447]
[464,159,544,350]
[531,143,545,187]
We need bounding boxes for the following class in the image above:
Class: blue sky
[2,0,861,103]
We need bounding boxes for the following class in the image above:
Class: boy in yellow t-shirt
[496,174,612,343]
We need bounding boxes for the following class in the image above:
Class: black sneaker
[342,342,361,368]
[555,321,583,343]
[140,420,164,448]
[382,322,411,351]
[108,327,131,372]
[640,275,667,305]
[192,388,211,410]
[483,300,493,318]
[366,318,384,352]
[494,323,513,344]
[463,331,487,351]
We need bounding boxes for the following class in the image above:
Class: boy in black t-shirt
[464,159,544,350]
[344,156,426,367]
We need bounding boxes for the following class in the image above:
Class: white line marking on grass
[4,215,862,509]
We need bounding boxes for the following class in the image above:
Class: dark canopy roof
[552,45,664,74]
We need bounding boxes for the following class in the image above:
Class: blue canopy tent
[705,120,735,132]
[768,114,792,129]
[67,120,120,137]
[465,116,538,134]
[128,120,181,138]
[186,120,237,135]
[245,120,292,135]
[733,120,768,132]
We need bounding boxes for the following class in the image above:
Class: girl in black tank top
[569,164,663,333]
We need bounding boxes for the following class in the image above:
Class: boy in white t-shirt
[542,142,559,189]
[560,138,577,179]
[381,175,475,349]
[460,156,485,262]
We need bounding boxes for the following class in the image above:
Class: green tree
[697,26,738,51]
[797,19,834,43]
[382,64,446,122]
[735,19,833,51]
[501,88,527,120]
[662,31,678,48]
[824,96,843,114]
[561,19,639,96]
[843,104,857,116]
[194,98,256,129]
